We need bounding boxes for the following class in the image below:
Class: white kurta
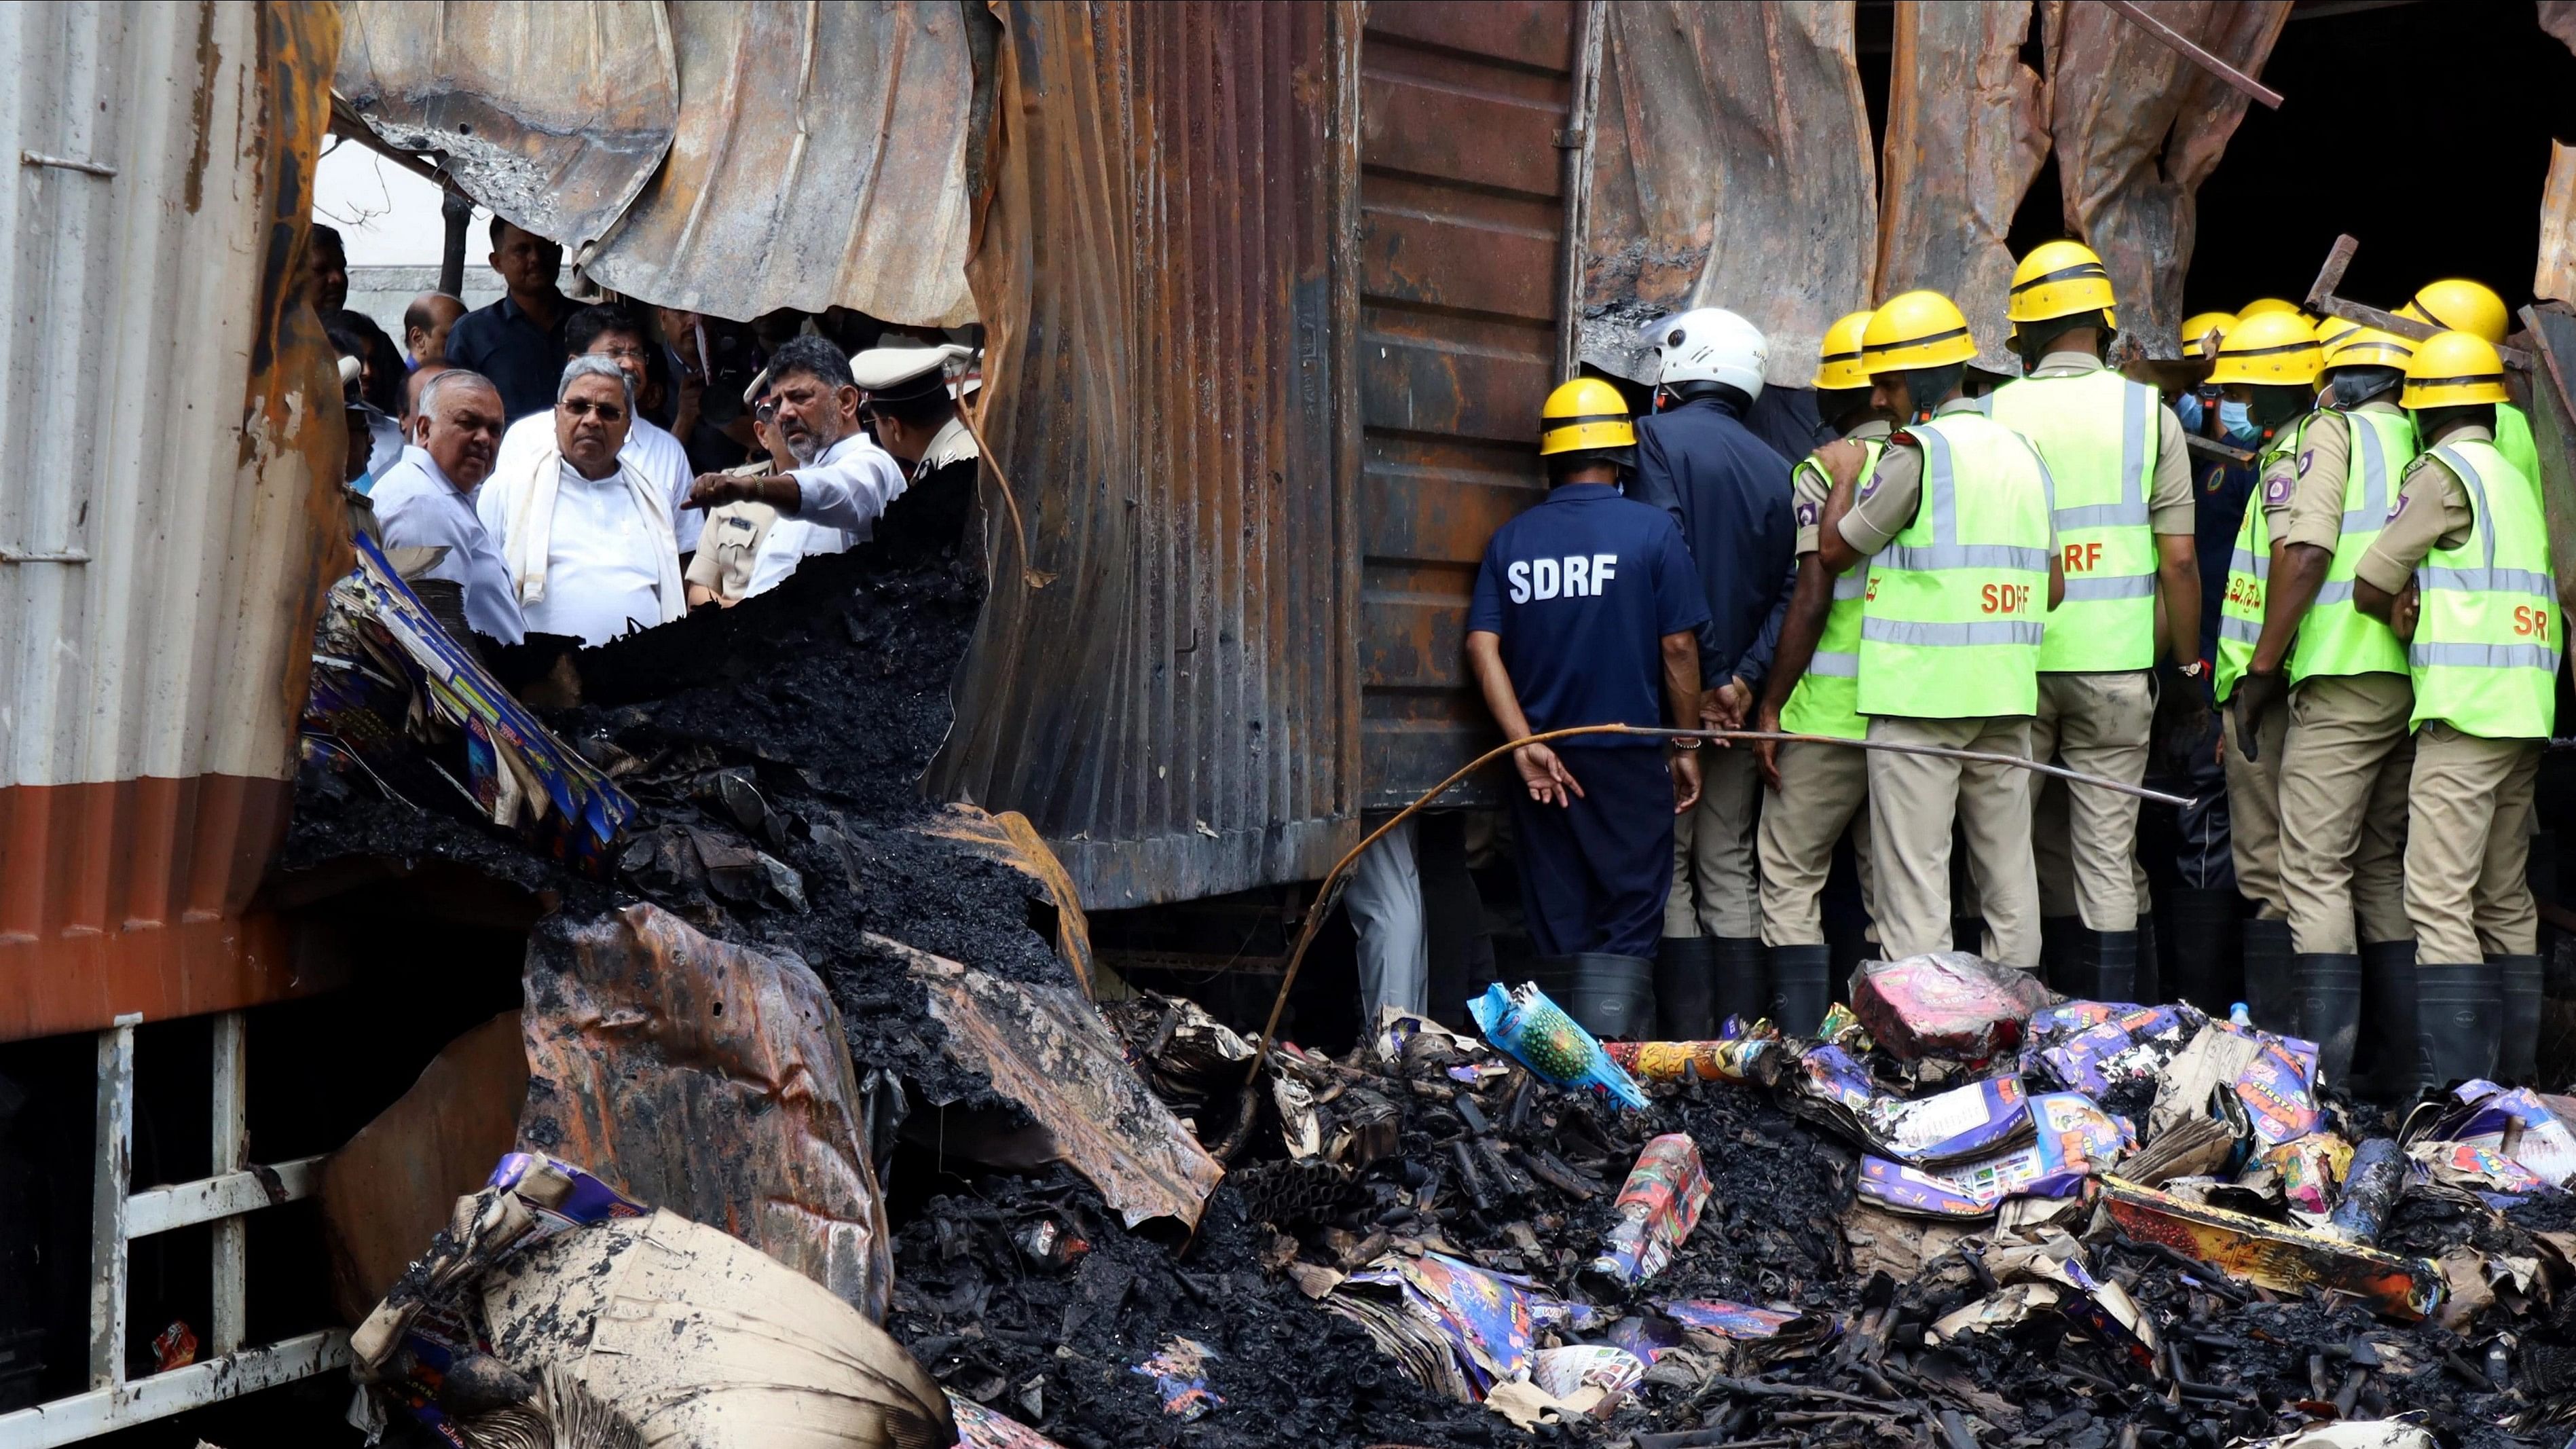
[494,409,703,551]
[514,460,671,646]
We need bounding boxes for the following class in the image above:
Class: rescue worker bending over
[2206,310,2326,1034]
[1466,380,1709,981]
[2229,323,2424,1093]
[1816,291,2063,971]
[1984,241,2203,1003]
[1753,310,1886,1033]
[2352,331,2560,1087]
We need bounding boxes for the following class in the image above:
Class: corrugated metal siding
[929,0,1358,907]
[1355,1,1576,809]
[0,0,347,1042]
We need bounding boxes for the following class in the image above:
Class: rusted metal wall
[1578,1,1876,386]
[1877,1,2049,375]
[0,0,348,1042]
[2040,0,2290,359]
[929,1,1358,906]
[1355,1,1578,808]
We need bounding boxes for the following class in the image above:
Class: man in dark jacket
[1626,307,1798,1036]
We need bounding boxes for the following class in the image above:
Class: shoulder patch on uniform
[2385,492,2410,523]
[1795,500,1819,526]
[2294,449,2313,477]
[2263,473,2294,505]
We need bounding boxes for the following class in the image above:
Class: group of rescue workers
[1465,242,2558,1102]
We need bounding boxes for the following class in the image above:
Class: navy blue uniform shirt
[1467,483,1710,748]
[445,293,572,422]
[2192,447,2259,667]
[1627,392,1798,691]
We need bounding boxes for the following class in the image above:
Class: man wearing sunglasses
[492,304,703,559]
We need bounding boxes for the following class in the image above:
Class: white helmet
[1651,307,1767,402]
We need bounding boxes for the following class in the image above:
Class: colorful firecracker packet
[1858,1093,2129,1217]
[1659,1298,1805,1338]
[1131,1336,1223,1420]
[1603,1033,1782,1084]
[2039,1005,2198,1097]
[1589,1134,1712,1285]
[1471,983,1649,1110]
[2223,1026,2321,1146]
[1530,1344,1647,1402]
[1847,951,2051,1063]
[2260,1133,2353,1215]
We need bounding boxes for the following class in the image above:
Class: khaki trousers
[1865,714,2040,967]
[1757,739,1877,946]
[2222,699,2289,919]
[2404,722,2541,964]
[1667,744,1760,938]
[2029,671,2154,929]
[2277,673,2414,955]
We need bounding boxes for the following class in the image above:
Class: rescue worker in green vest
[2228,323,2423,1090]
[1983,240,2204,1002]
[1815,290,2064,969]
[2398,278,2541,487]
[2351,331,2560,1086]
[1752,310,1886,1030]
[2206,310,2325,1034]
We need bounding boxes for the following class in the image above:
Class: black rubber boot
[1653,937,1718,1041]
[1768,944,1832,1037]
[2418,962,2503,1089]
[2040,915,2081,995]
[1713,937,1769,1034]
[2242,918,2295,1034]
[2359,939,2421,1103]
[2078,929,2140,1006]
[2294,952,2364,1088]
[2169,889,2241,1016]
[2135,911,2161,1006]
[1564,952,1657,1040]
[2495,953,2544,1084]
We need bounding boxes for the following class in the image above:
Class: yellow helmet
[2204,310,2322,386]
[2321,326,2414,373]
[2401,329,2510,409]
[2314,313,2363,354]
[2400,278,2509,346]
[1813,310,1874,390]
[1538,376,1636,456]
[1861,290,1978,374]
[2008,240,2118,328]
[2179,311,2235,359]
[2238,297,2302,320]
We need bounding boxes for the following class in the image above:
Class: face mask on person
[2175,390,2205,433]
[2219,399,2258,444]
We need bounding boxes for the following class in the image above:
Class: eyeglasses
[754,402,778,423]
[589,345,650,362]
[561,398,627,422]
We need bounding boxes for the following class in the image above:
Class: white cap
[1650,307,1767,402]
[851,343,976,403]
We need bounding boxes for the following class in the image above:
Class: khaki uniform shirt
[2021,350,2197,536]
[1793,418,1892,554]
[2353,423,2486,593]
[685,500,783,602]
[2262,399,2406,553]
[1837,397,2058,559]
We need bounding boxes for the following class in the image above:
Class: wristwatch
[2174,659,2207,680]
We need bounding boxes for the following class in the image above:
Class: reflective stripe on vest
[2407,440,2558,738]
[1985,370,2158,671]
[1854,414,2053,720]
[2288,407,2415,684]
[2212,422,2299,703]
[1782,439,1883,741]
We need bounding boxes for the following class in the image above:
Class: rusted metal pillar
[1553,0,1604,382]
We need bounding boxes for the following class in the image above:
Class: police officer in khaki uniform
[1754,310,1885,1031]
[2352,332,2560,1085]
[851,343,982,554]
[1983,242,2204,1002]
[1817,291,2064,970]
[2229,324,2423,1088]
[2206,310,2326,1032]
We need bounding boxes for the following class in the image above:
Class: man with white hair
[475,355,687,646]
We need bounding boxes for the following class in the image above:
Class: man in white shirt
[477,356,688,647]
[687,335,906,542]
[685,382,854,608]
[369,369,526,645]
[491,304,702,554]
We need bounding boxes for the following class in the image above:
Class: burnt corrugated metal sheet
[1578,1,1876,386]
[2041,0,2289,359]
[1354,0,1577,809]
[1876,2,2048,375]
[333,0,974,328]
[2544,143,2575,307]
[0,0,349,1042]
[927,1,1358,906]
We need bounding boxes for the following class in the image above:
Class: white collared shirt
[494,409,702,552]
[515,460,670,646]
[787,430,907,538]
[369,445,526,644]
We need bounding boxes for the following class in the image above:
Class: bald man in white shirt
[370,369,525,646]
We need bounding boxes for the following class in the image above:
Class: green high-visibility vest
[2287,407,2418,684]
[1855,411,2054,719]
[1781,438,1883,741]
[1983,369,2160,672]
[2407,439,2560,739]
[2213,420,2307,703]
[2498,402,2540,494]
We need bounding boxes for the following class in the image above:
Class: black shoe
[2496,953,2543,1083]
[1562,952,1657,1040]
[1768,944,1832,1037]
[2417,962,2503,1089]
[1713,936,1769,1034]
[1653,938,1718,1041]
[2242,918,2295,1035]
[2294,952,2363,1087]
[2169,889,2241,1015]
[2359,939,2421,1103]
[2040,915,2081,994]
[2076,929,2140,1006]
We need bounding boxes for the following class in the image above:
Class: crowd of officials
[1458,242,2560,1101]
[310,217,982,650]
